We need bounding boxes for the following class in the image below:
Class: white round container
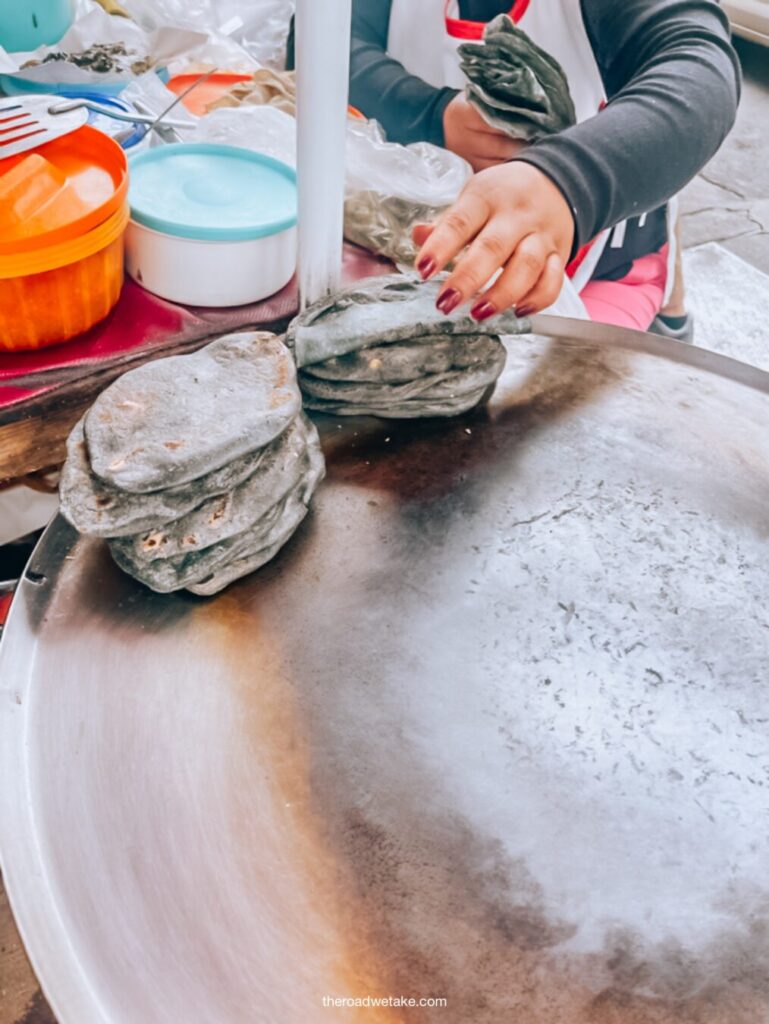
[125,143,298,308]
[125,220,297,307]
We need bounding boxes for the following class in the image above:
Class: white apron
[387,0,676,310]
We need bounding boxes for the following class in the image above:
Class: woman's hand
[443,94,526,172]
[414,162,575,319]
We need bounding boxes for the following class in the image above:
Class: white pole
[295,0,352,308]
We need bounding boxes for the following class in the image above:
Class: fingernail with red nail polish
[417,257,437,280]
[436,288,461,314]
[516,304,535,318]
[471,300,496,322]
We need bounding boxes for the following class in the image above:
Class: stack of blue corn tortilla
[60,332,324,595]
[288,275,526,419]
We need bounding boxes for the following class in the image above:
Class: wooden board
[0,402,92,482]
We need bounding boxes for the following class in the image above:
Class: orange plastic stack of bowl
[0,125,129,352]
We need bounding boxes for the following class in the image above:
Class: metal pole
[295,0,353,308]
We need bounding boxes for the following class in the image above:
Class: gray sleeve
[349,0,458,145]
[513,0,741,250]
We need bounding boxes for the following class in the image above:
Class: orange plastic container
[0,125,129,352]
[168,72,367,120]
[167,73,254,116]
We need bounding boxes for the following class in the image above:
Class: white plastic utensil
[48,98,191,131]
[50,69,218,143]
[0,95,87,160]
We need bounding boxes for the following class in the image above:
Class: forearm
[350,42,457,146]
[515,0,740,248]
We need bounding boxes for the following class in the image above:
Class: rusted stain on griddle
[195,591,403,1022]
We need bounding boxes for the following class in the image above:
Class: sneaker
[649,312,695,344]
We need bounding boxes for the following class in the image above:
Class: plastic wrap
[191,104,295,165]
[121,0,294,70]
[344,118,471,266]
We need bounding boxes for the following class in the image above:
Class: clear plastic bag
[237,0,295,69]
[121,0,294,70]
[191,105,296,166]
[344,118,471,266]
[343,119,587,313]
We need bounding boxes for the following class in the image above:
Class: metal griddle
[2,320,769,1024]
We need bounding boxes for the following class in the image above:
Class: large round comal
[125,144,298,308]
[3,326,769,1023]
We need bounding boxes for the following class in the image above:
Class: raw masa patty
[286,274,528,369]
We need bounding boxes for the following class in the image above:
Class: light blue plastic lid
[128,143,298,243]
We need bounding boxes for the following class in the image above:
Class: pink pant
[579,245,669,331]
